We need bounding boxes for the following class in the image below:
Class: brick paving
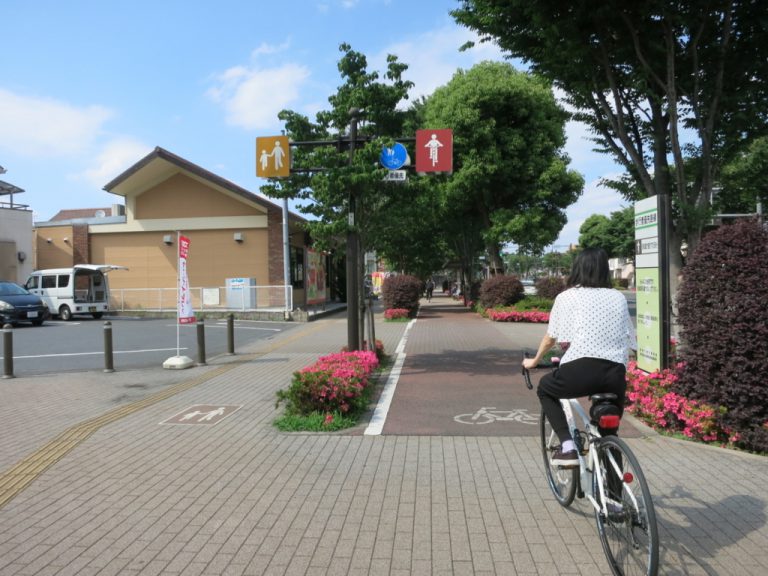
[1,295,767,575]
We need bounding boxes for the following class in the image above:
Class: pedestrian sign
[415,129,453,173]
[256,136,290,178]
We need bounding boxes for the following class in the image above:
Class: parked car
[0,281,50,326]
[522,279,536,295]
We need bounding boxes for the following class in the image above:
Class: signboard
[383,170,407,182]
[634,196,661,372]
[178,235,196,325]
[415,129,453,173]
[380,143,408,170]
[306,249,327,305]
[256,136,290,177]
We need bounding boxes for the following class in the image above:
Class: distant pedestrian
[425,279,435,302]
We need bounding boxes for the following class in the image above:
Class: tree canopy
[421,61,582,273]
[453,0,768,250]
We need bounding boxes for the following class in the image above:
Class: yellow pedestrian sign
[256,136,290,178]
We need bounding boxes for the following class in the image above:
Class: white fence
[110,286,293,313]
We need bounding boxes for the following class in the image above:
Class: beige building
[1,180,34,284]
[33,147,331,314]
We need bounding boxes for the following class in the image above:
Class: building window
[290,246,304,288]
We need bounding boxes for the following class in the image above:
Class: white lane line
[8,347,188,360]
[364,317,417,436]
[164,324,281,331]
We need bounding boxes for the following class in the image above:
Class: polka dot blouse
[547,287,637,366]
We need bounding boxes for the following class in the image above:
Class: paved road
[1,296,767,575]
[2,317,300,376]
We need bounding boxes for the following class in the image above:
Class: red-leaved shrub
[478,275,524,308]
[381,274,421,316]
[674,219,768,453]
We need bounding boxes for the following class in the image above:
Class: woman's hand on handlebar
[522,357,538,370]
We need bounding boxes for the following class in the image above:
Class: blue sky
[1,0,626,248]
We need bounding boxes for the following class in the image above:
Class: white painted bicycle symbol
[454,407,540,425]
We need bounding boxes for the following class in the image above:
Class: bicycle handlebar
[522,352,533,390]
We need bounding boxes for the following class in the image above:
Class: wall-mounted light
[46,238,52,244]
[63,237,70,243]
[163,234,173,246]
[233,232,244,243]
[17,251,26,262]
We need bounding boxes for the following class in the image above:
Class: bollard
[103,321,114,373]
[3,323,14,379]
[196,318,207,366]
[226,314,235,355]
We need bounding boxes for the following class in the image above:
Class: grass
[273,410,361,432]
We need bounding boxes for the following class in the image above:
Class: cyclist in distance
[522,248,636,467]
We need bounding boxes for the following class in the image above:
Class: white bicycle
[523,357,659,576]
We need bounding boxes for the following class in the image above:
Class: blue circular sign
[380,142,407,170]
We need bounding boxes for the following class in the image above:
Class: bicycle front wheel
[540,410,578,507]
[593,435,659,576]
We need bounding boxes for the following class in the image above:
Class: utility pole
[346,108,360,351]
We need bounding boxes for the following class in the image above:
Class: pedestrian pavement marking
[161,404,242,425]
[0,320,329,510]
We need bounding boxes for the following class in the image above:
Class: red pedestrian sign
[415,129,453,173]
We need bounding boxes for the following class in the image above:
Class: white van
[25,265,127,321]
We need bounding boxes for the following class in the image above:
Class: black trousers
[537,357,627,444]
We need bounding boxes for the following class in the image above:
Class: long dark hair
[567,248,612,288]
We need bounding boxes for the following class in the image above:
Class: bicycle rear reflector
[599,415,621,429]
[623,472,634,484]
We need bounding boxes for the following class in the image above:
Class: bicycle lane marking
[364,317,417,436]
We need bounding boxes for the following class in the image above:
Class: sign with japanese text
[634,196,661,372]
[256,136,290,178]
[178,235,196,324]
[415,129,453,173]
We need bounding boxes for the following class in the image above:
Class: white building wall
[0,208,34,283]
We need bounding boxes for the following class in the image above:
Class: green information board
[634,196,662,373]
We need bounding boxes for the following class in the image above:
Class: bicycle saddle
[589,393,618,404]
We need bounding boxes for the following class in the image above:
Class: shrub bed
[381,275,422,317]
[479,275,524,308]
[384,308,410,321]
[486,309,550,323]
[274,349,381,431]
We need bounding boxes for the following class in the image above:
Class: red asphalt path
[381,294,641,439]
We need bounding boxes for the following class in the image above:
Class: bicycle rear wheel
[540,410,578,507]
[593,436,659,576]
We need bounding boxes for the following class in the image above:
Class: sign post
[163,232,195,369]
[634,197,669,372]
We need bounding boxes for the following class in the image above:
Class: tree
[720,136,768,216]
[421,61,583,275]
[578,207,635,258]
[453,1,768,253]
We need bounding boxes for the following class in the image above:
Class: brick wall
[267,208,284,285]
[72,224,89,264]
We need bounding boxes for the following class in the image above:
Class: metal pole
[346,108,360,351]
[659,193,672,370]
[227,313,235,355]
[103,321,114,373]
[3,324,14,379]
[282,197,292,320]
[196,318,207,366]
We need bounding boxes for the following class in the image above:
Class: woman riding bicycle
[522,248,636,468]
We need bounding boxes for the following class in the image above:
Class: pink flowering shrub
[384,308,410,321]
[486,309,550,323]
[625,361,736,444]
[276,350,380,417]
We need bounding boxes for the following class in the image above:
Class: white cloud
[375,25,506,102]
[78,138,153,188]
[207,63,311,130]
[251,40,291,57]
[555,175,628,246]
[0,88,112,157]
